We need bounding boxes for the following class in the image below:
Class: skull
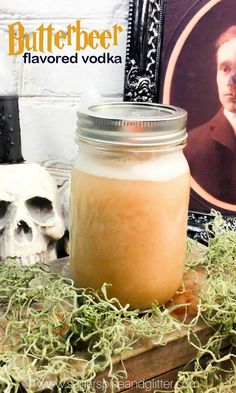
[0,163,65,265]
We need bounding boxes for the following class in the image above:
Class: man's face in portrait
[217,38,236,113]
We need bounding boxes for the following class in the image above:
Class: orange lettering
[100,30,112,49]
[8,22,25,55]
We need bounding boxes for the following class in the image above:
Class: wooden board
[41,257,230,393]
[96,327,230,392]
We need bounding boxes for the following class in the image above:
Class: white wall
[0,0,129,166]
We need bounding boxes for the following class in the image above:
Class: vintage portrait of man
[161,0,236,214]
[184,26,236,209]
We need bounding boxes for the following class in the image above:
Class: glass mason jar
[71,102,190,310]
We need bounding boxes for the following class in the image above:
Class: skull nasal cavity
[14,220,33,241]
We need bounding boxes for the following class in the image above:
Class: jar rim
[76,102,187,147]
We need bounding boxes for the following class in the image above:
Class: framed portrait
[124,0,236,220]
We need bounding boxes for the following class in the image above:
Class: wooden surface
[44,257,230,392]
[96,325,230,392]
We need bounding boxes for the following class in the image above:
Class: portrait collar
[210,108,236,153]
[224,109,236,133]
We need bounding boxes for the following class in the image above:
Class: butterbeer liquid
[71,150,190,310]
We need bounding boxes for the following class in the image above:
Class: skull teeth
[21,252,48,266]
[0,246,57,266]
[3,251,50,266]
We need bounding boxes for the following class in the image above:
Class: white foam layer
[75,150,189,182]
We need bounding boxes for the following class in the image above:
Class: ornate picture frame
[124,0,165,102]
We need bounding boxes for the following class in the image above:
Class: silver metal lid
[76,102,187,147]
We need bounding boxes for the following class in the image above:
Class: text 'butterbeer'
[8,21,124,55]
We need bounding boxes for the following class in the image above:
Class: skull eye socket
[26,197,53,223]
[0,201,11,219]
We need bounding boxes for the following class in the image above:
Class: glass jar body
[70,142,190,310]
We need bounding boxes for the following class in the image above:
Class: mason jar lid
[76,102,187,147]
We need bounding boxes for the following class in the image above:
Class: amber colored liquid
[71,169,190,310]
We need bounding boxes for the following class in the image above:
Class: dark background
[159,0,236,131]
